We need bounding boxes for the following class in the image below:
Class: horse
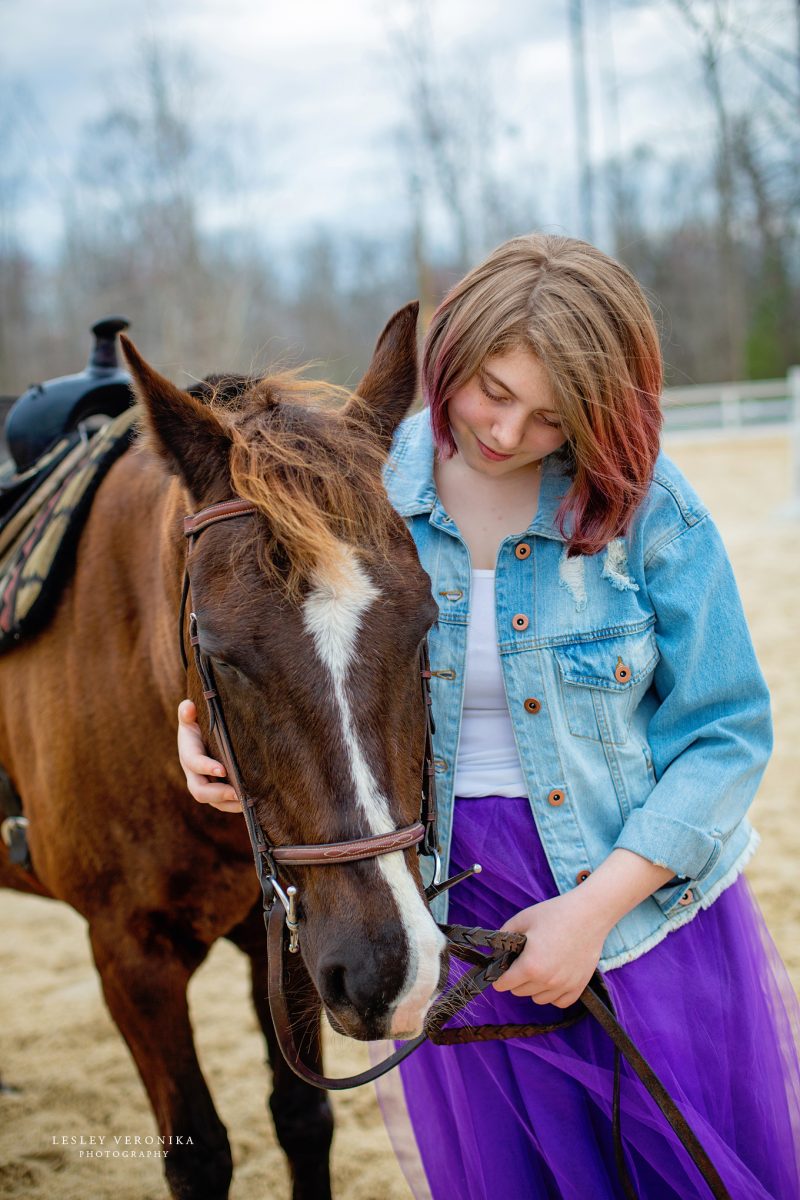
[0,303,447,1200]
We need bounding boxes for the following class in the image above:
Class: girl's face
[446,346,568,477]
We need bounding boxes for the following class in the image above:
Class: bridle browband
[179,497,731,1200]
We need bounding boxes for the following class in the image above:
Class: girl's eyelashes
[478,376,563,430]
[478,377,509,404]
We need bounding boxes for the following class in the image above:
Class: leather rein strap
[180,497,731,1200]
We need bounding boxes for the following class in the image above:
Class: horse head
[121,306,447,1041]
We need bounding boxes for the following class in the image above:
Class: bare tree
[569,0,595,241]
[385,0,537,308]
[666,0,747,379]
[733,114,800,374]
[0,85,44,395]
[53,37,277,379]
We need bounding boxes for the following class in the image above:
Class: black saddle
[4,316,133,475]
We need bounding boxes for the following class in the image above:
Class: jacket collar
[384,407,574,542]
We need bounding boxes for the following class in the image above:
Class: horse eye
[210,656,247,681]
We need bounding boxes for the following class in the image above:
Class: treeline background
[1,0,798,396]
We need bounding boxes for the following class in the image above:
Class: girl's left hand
[492,889,609,1008]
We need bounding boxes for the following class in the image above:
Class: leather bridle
[180,497,731,1200]
[180,498,441,956]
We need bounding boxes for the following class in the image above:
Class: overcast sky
[1,0,789,258]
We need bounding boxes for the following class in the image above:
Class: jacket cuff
[613,809,723,882]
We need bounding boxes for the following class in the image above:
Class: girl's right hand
[177,700,242,812]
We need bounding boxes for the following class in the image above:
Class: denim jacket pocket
[554,629,660,745]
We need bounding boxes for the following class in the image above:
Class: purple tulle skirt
[376,796,800,1199]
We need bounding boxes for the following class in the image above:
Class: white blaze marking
[303,546,445,1035]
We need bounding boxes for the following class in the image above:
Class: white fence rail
[662,373,796,432]
[662,367,800,515]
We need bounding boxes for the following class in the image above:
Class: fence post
[720,385,741,429]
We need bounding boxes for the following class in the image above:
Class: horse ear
[344,302,419,452]
[121,336,232,502]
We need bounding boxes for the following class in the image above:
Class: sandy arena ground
[1,431,798,1199]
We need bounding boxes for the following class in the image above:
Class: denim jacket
[385,410,771,969]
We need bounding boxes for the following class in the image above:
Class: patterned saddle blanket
[0,407,139,654]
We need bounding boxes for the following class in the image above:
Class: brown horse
[0,304,446,1200]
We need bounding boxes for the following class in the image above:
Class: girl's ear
[343,302,419,452]
[121,336,232,504]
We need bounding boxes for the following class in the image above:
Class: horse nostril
[322,962,348,1009]
[319,955,390,1022]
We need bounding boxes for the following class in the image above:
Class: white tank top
[453,569,528,798]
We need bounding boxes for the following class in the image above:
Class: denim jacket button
[514,542,531,560]
[614,658,632,684]
[524,697,542,715]
[512,613,529,631]
[547,788,564,806]
[678,889,694,906]
[576,868,591,884]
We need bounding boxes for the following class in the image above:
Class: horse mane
[200,372,396,601]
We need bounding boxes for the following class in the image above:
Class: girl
[178,235,800,1198]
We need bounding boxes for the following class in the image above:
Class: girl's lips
[476,436,513,462]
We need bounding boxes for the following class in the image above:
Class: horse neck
[147,474,194,716]
[88,450,189,720]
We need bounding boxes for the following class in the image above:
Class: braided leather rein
[180,497,731,1200]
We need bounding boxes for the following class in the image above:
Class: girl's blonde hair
[422,234,663,556]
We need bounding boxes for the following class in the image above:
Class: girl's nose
[491,414,525,450]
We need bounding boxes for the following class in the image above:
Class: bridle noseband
[179,496,731,1200]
